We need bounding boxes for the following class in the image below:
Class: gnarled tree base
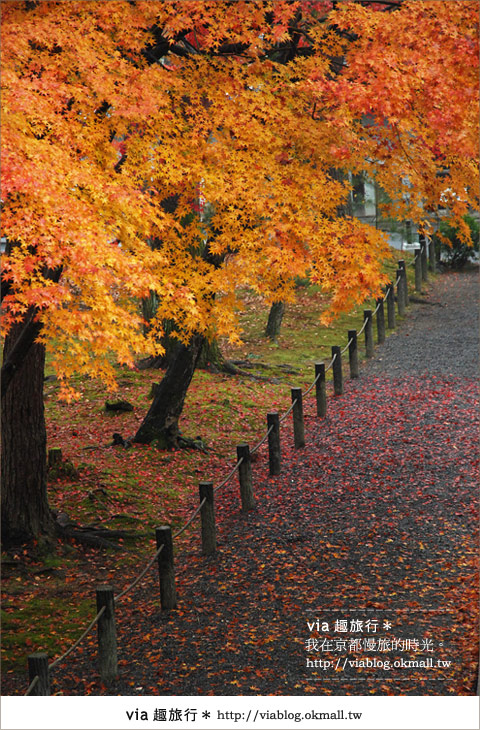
[133,333,205,448]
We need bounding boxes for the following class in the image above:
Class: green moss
[1,595,92,672]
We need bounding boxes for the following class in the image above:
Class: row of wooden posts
[26,246,432,694]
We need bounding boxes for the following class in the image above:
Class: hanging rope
[341,336,354,356]
[24,675,39,697]
[251,424,274,455]
[214,458,243,493]
[173,499,207,537]
[279,398,298,424]
[48,606,106,670]
[115,544,164,602]
[303,370,322,397]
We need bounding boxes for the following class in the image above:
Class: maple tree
[1,0,478,544]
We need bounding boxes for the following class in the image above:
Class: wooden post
[48,447,62,468]
[396,268,405,317]
[315,363,327,418]
[237,444,255,511]
[331,346,343,396]
[414,248,422,292]
[398,259,409,306]
[291,387,305,449]
[156,526,177,609]
[386,283,396,329]
[348,330,359,379]
[267,412,281,475]
[28,653,50,696]
[376,299,385,344]
[199,482,216,555]
[420,235,428,281]
[96,585,118,682]
[363,310,374,358]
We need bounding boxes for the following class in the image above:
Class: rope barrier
[48,605,106,670]
[326,352,337,370]
[373,299,382,316]
[251,424,274,454]
[341,336,354,356]
[173,498,207,538]
[214,458,243,493]
[115,544,164,602]
[357,316,368,336]
[279,398,298,424]
[24,675,39,697]
[302,370,322,397]
[405,246,420,267]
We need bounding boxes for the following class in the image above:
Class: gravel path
[365,268,478,377]
[32,269,480,697]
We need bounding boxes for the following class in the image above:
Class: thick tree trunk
[1,306,42,397]
[138,319,181,370]
[141,290,159,334]
[197,337,225,370]
[265,301,285,342]
[1,322,54,546]
[133,333,205,448]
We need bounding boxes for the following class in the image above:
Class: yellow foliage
[1,1,478,390]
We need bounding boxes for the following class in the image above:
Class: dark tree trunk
[141,290,159,334]
[138,319,181,370]
[197,337,225,370]
[1,322,54,546]
[265,301,285,342]
[133,334,205,448]
[1,307,42,397]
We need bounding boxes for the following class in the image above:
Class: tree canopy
[1,0,478,398]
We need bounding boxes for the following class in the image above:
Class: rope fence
[340,336,354,356]
[24,258,418,695]
[114,544,165,601]
[24,675,39,697]
[302,368,322,396]
[49,606,106,670]
[214,459,243,494]
[173,501,205,538]
[250,424,273,455]
[279,398,297,424]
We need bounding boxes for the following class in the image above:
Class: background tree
[265,301,286,343]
